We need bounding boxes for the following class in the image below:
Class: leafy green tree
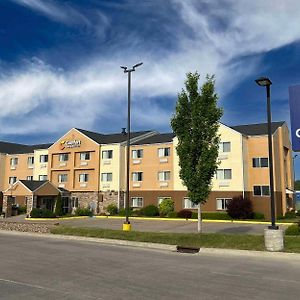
[54,193,63,216]
[171,72,223,232]
[158,198,174,216]
[295,180,300,190]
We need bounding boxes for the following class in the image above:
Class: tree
[171,72,223,232]
[54,193,63,216]
[295,180,300,190]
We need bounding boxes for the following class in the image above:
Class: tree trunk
[197,204,202,233]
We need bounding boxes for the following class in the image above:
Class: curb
[0,230,299,259]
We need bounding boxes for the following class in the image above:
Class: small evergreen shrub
[54,194,63,216]
[177,210,192,219]
[132,209,144,217]
[284,211,297,219]
[143,205,159,217]
[191,212,232,220]
[106,204,118,215]
[167,211,178,218]
[17,206,27,215]
[226,196,253,219]
[159,199,174,216]
[30,208,56,218]
[75,207,93,217]
[285,224,300,235]
[253,212,265,220]
[118,208,133,216]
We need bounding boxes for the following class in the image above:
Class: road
[0,232,299,299]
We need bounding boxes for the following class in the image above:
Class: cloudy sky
[0,0,300,177]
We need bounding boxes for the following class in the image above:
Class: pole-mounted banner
[289,85,300,152]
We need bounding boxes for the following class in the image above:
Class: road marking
[0,278,103,299]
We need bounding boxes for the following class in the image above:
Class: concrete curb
[0,229,299,259]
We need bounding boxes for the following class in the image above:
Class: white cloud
[2,0,300,136]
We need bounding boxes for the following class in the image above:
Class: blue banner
[289,85,300,152]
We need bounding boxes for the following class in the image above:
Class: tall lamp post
[120,62,143,231]
[255,77,278,230]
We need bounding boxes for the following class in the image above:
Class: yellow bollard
[122,223,132,231]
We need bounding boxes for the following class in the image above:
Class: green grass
[50,225,300,253]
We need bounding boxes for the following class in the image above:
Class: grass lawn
[51,226,300,253]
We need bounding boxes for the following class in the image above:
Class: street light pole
[121,62,143,231]
[255,77,278,230]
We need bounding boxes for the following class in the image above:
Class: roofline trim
[3,180,32,194]
[32,180,60,193]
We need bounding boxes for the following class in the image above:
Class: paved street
[0,232,299,300]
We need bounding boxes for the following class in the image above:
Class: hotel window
[253,185,270,196]
[101,173,112,182]
[158,196,171,205]
[80,152,90,160]
[131,197,143,208]
[132,172,143,182]
[102,150,113,159]
[9,177,17,185]
[27,157,34,165]
[58,174,68,183]
[39,175,47,181]
[59,153,69,162]
[158,171,171,181]
[26,176,33,181]
[79,173,89,183]
[216,198,232,210]
[158,147,170,157]
[132,149,143,158]
[183,197,198,209]
[40,155,48,163]
[252,157,269,168]
[216,169,232,180]
[219,142,231,153]
[10,157,18,166]
[71,197,79,208]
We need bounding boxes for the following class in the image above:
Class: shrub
[296,210,300,217]
[177,210,192,219]
[226,196,253,219]
[106,204,118,215]
[75,207,93,217]
[285,224,300,235]
[253,212,265,220]
[118,208,133,216]
[17,206,27,215]
[54,193,63,216]
[167,211,178,218]
[159,199,174,216]
[30,208,56,218]
[284,211,297,219]
[202,212,232,220]
[143,205,159,217]
[132,209,144,217]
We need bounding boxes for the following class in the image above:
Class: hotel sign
[60,139,81,150]
[289,85,300,152]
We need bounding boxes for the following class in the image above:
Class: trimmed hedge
[191,212,232,220]
[75,208,93,217]
[30,208,56,218]
[177,210,193,219]
[167,211,178,218]
[143,205,159,217]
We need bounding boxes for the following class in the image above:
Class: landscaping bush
[143,205,159,217]
[106,204,118,215]
[284,211,297,219]
[30,208,56,218]
[177,210,192,219]
[132,209,144,217]
[75,207,93,217]
[226,196,253,219]
[191,212,232,220]
[118,208,133,216]
[167,211,178,218]
[253,212,265,220]
[54,193,63,216]
[17,206,27,215]
[285,224,300,235]
[159,198,174,216]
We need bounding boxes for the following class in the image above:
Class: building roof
[0,141,52,155]
[20,180,48,191]
[132,133,176,145]
[230,121,285,136]
[75,128,153,144]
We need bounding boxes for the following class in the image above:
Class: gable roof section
[230,121,285,136]
[132,133,176,145]
[20,180,48,191]
[0,141,52,155]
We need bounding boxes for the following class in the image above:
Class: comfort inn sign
[289,85,300,152]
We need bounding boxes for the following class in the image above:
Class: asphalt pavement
[0,232,299,300]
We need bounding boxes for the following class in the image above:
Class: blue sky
[1,0,300,178]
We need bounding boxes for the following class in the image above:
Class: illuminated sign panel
[289,85,300,152]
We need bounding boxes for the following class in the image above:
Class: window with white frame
[26,176,33,181]
[71,197,79,208]
[79,173,89,183]
[183,197,198,209]
[80,152,90,160]
[158,196,171,205]
[59,153,69,162]
[132,149,143,158]
[27,157,34,165]
[132,172,143,182]
[158,147,170,157]
[101,173,112,182]
[216,198,232,210]
[253,185,270,196]
[10,157,18,166]
[39,175,47,181]
[102,150,113,159]
[158,171,171,181]
[219,142,231,153]
[252,157,269,168]
[58,174,68,183]
[216,169,232,180]
[40,155,48,163]
[9,177,17,185]
[131,197,143,208]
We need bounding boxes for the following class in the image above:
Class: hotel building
[0,121,294,219]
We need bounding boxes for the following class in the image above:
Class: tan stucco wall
[33,149,49,180]
[0,154,6,191]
